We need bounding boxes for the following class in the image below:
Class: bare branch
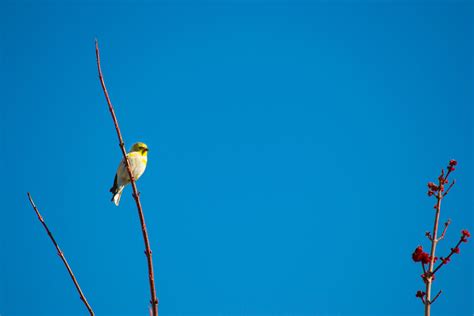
[436,219,451,242]
[443,180,456,197]
[27,193,95,316]
[425,231,433,241]
[432,238,464,275]
[95,40,158,316]
[431,290,442,304]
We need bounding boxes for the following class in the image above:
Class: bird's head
[130,142,149,156]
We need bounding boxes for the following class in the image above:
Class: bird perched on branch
[110,142,148,206]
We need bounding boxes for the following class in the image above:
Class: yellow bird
[110,142,148,206]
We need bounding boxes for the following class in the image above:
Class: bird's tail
[110,181,124,206]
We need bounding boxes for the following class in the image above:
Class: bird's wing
[115,156,129,187]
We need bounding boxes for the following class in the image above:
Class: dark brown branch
[443,180,455,197]
[425,231,433,241]
[27,193,95,316]
[95,40,158,316]
[432,239,464,275]
[430,290,442,304]
[443,169,452,182]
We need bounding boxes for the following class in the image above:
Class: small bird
[110,142,149,206]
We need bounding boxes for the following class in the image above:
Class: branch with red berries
[411,160,470,316]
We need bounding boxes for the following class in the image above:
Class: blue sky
[1,1,472,315]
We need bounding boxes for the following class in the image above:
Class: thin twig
[432,239,463,275]
[436,219,451,242]
[443,180,456,197]
[95,40,158,316]
[443,169,452,182]
[431,290,442,304]
[27,193,95,316]
[425,231,433,241]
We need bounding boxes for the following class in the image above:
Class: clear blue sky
[1,1,472,315]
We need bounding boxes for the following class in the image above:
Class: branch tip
[431,290,442,304]
[27,193,94,315]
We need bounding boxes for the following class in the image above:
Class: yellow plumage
[110,142,148,206]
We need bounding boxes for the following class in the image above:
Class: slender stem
[424,167,453,316]
[432,239,463,275]
[425,231,433,241]
[95,40,158,316]
[425,190,442,316]
[437,219,451,242]
[444,169,452,182]
[27,193,95,316]
[443,180,456,197]
[431,290,442,304]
